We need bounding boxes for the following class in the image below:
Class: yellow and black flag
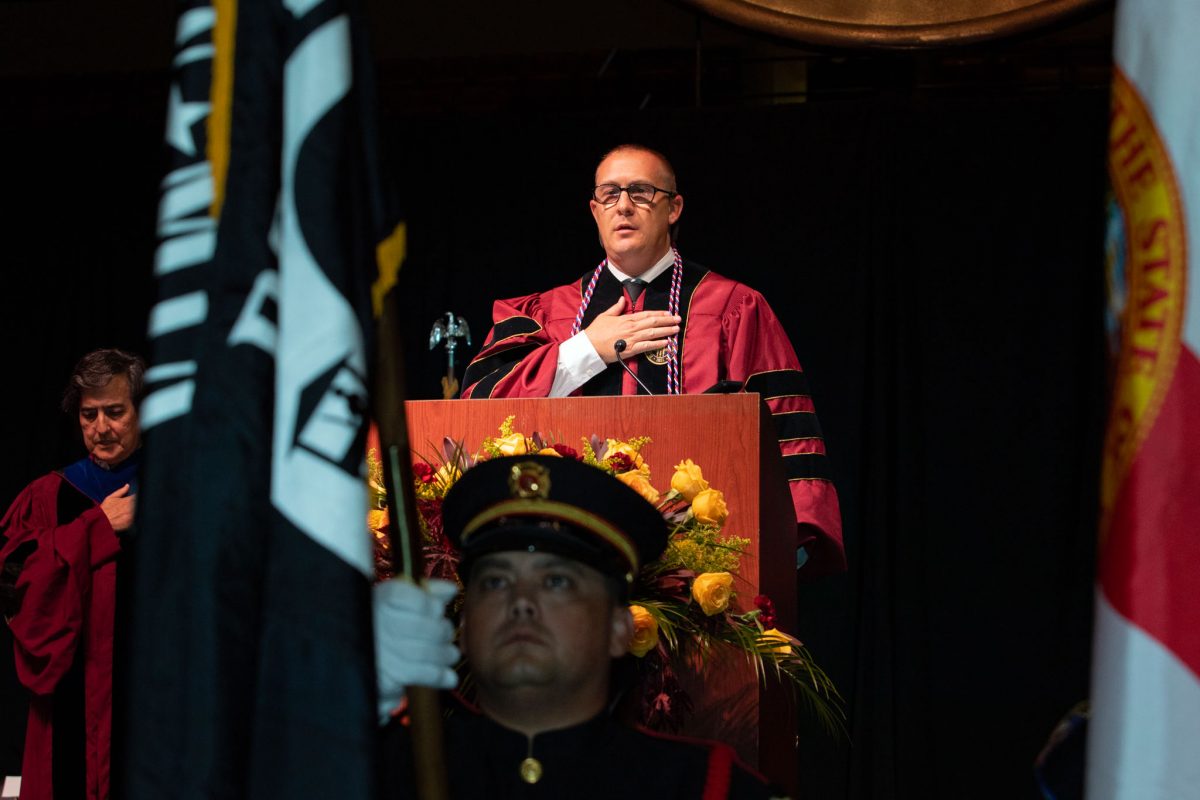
[122,0,402,795]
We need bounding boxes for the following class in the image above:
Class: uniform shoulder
[619,723,720,761]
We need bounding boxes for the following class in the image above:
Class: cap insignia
[509,461,551,499]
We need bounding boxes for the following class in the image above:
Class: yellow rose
[628,605,659,657]
[616,470,660,504]
[761,628,793,656]
[495,433,527,456]
[691,571,733,616]
[538,447,562,457]
[670,459,709,501]
[691,488,728,527]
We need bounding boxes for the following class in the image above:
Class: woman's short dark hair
[61,348,147,414]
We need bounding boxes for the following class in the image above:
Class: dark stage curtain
[4,77,1106,798]
[389,91,1108,799]
[1,77,162,779]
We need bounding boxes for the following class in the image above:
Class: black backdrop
[389,93,1108,798]
[2,59,1106,799]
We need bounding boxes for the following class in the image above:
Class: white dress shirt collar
[605,248,675,286]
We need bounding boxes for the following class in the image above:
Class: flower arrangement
[368,416,844,736]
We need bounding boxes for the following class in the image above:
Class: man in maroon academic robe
[0,349,143,800]
[461,144,845,578]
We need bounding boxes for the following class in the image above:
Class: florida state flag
[1088,1,1200,797]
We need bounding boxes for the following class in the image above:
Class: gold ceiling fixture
[676,0,1108,48]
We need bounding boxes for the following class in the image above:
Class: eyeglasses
[592,183,677,206]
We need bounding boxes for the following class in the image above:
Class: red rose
[754,594,777,629]
[552,443,581,460]
[412,461,437,483]
[608,452,635,473]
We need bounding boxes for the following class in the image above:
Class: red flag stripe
[1099,345,1200,679]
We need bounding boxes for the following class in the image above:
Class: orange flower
[616,470,660,504]
[538,447,563,457]
[628,605,659,657]
[691,488,728,527]
[691,571,733,616]
[670,459,709,501]
[368,508,389,532]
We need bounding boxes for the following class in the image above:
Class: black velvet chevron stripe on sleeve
[489,316,542,343]
[461,344,535,397]
[782,451,832,482]
[773,410,825,441]
[461,316,544,394]
[744,369,811,400]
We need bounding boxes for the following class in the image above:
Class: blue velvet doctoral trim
[61,450,141,504]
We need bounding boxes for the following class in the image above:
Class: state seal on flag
[1102,67,1189,534]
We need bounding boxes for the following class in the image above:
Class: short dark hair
[594,144,677,192]
[61,348,147,414]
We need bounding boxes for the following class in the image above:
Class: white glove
[373,577,460,723]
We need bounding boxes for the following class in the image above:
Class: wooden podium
[405,394,799,791]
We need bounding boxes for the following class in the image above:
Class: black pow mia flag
[122,0,401,796]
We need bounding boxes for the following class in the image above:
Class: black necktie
[624,278,648,303]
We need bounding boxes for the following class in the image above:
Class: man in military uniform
[460,145,844,579]
[379,454,783,799]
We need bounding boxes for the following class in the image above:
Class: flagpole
[373,288,451,800]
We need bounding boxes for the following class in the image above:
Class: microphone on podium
[613,340,655,395]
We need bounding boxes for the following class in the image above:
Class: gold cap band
[461,498,640,571]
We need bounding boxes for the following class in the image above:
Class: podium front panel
[404,394,797,785]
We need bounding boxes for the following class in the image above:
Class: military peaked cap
[443,455,668,584]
